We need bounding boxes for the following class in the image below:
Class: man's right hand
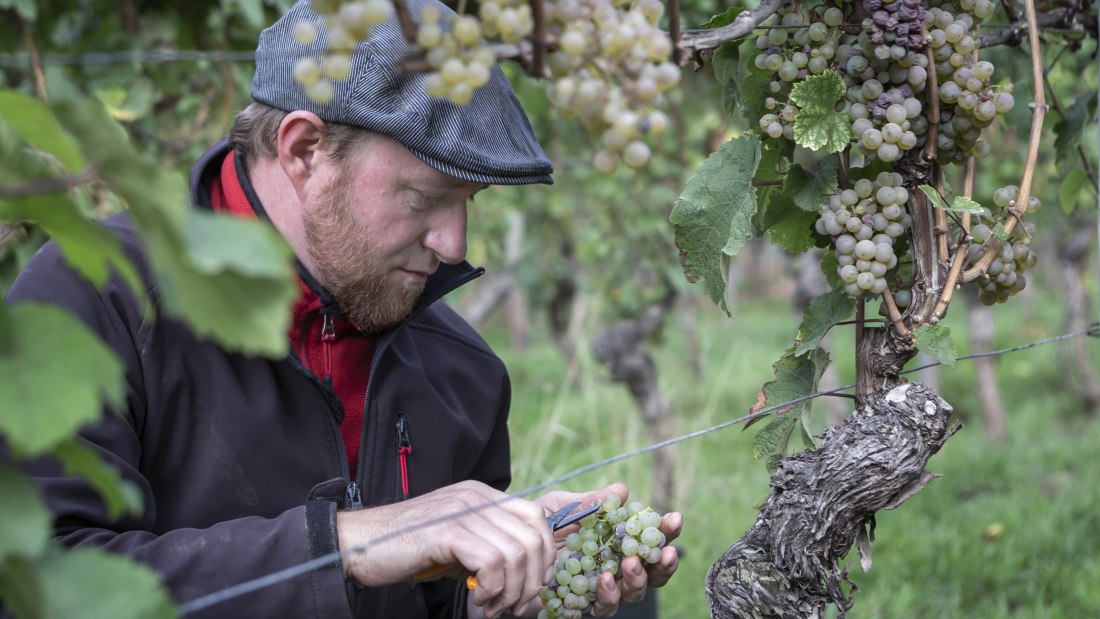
[335,480,556,618]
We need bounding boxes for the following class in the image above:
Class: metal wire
[177,324,1098,615]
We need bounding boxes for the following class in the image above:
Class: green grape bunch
[965,185,1039,305]
[286,0,679,172]
[538,493,667,619]
[816,172,912,298]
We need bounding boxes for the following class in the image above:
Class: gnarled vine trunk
[705,381,957,618]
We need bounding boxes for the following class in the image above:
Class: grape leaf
[50,97,297,356]
[670,135,761,315]
[0,194,142,299]
[820,249,841,289]
[0,303,125,456]
[917,185,983,213]
[19,547,179,619]
[793,288,857,357]
[0,464,52,559]
[701,6,744,28]
[913,323,956,367]
[1054,91,1097,168]
[793,107,851,153]
[53,439,143,519]
[749,346,830,469]
[712,42,740,88]
[783,155,839,212]
[789,70,847,111]
[0,90,84,172]
[766,208,818,254]
[789,71,850,153]
[1059,168,1091,215]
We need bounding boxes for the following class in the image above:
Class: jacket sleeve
[4,232,352,619]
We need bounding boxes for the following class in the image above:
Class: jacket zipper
[395,414,412,500]
[320,312,335,388]
[316,311,358,507]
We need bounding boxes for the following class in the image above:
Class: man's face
[302,135,482,333]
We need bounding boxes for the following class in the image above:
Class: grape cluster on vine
[544,0,679,172]
[817,172,912,298]
[538,493,666,619]
[290,0,395,104]
[966,185,1039,305]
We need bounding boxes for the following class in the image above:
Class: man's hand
[532,483,683,618]
[336,480,556,618]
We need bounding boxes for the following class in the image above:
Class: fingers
[337,481,555,618]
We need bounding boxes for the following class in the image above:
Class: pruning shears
[411,500,602,590]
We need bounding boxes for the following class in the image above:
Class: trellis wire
[177,324,1099,615]
[0,23,1077,68]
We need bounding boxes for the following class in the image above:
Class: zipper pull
[396,416,412,498]
[321,313,335,387]
[345,481,363,510]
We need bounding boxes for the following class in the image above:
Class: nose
[423,202,468,265]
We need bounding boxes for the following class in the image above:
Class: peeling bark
[706,382,958,618]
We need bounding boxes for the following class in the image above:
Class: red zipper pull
[321,313,335,385]
[397,416,412,497]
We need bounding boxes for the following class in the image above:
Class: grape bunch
[815,172,912,298]
[537,493,666,619]
[417,5,498,105]
[925,2,1015,164]
[544,0,679,172]
[289,0,395,104]
[966,185,1039,305]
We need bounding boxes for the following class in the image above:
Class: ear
[276,111,329,200]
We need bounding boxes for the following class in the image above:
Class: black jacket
[4,142,512,617]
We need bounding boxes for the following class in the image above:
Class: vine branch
[962,0,1047,283]
[0,170,97,200]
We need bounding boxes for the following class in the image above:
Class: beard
[302,169,424,334]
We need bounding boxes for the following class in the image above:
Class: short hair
[228,101,372,166]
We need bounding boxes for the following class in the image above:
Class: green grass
[483,287,1100,618]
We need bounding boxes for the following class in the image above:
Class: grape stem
[932,165,949,264]
[881,288,910,339]
[961,0,1047,283]
[530,0,546,77]
[668,0,683,66]
[932,156,975,320]
[391,0,417,45]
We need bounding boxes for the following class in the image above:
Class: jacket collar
[189,139,484,325]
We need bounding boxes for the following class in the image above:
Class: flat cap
[253,0,553,185]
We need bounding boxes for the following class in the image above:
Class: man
[4,0,681,617]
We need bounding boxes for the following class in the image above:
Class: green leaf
[793,107,851,153]
[991,222,1008,241]
[1059,168,1090,215]
[0,303,125,456]
[27,547,178,619]
[0,0,36,21]
[0,90,84,172]
[789,70,847,112]
[794,288,857,357]
[186,210,292,279]
[712,42,740,90]
[750,347,830,466]
[734,48,773,125]
[820,248,841,290]
[0,555,43,619]
[0,195,143,297]
[0,464,52,559]
[53,440,143,520]
[917,184,949,209]
[789,71,850,153]
[701,6,744,28]
[913,323,957,367]
[766,207,819,254]
[1054,91,1097,167]
[949,196,984,214]
[783,156,839,212]
[49,97,296,356]
[670,135,761,314]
